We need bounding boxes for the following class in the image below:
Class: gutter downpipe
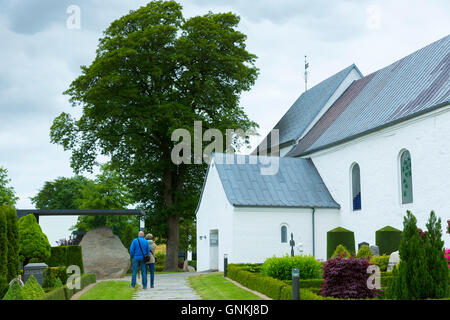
[312,208,316,257]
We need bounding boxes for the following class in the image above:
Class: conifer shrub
[331,244,351,259]
[2,279,24,300]
[376,226,402,255]
[261,255,322,281]
[327,227,355,259]
[356,245,373,259]
[18,214,51,264]
[22,275,45,300]
[387,211,449,299]
[320,257,379,299]
[0,208,8,298]
[2,206,20,282]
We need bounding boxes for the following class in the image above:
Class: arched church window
[351,163,361,211]
[281,225,287,243]
[400,150,413,204]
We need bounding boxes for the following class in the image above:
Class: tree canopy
[32,164,137,244]
[0,167,18,206]
[50,0,258,270]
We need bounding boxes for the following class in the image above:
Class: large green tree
[32,164,137,243]
[50,1,258,270]
[31,175,89,209]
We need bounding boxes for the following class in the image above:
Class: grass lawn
[78,281,139,300]
[189,273,263,300]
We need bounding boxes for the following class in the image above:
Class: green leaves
[50,0,259,270]
[0,167,18,206]
[17,214,51,265]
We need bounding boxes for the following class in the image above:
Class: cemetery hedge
[47,245,84,273]
[44,272,96,300]
[376,226,402,255]
[327,227,355,259]
[228,264,287,300]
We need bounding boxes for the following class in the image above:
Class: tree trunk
[164,215,180,271]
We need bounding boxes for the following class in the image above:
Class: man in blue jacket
[130,231,150,289]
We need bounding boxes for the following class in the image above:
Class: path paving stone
[132,272,202,300]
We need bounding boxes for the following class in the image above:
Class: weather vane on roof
[304,55,309,92]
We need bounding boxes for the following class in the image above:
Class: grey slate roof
[211,153,340,208]
[255,64,362,152]
[288,34,450,157]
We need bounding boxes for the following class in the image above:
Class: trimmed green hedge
[376,226,402,255]
[44,266,68,286]
[47,246,84,273]
[327,227,355,259]
[284,278,324,289]
[228,264,287,300]
[44,272,96,300]
[42,287,66,300]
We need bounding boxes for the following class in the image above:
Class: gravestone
[387,251,400,272]
[24,263,48,286]
[370,245,379,256]
[358,242,369,249]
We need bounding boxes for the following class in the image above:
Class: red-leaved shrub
[320,257,379,299]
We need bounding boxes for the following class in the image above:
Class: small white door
[209,230,219,270]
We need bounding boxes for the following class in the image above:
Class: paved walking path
[132,272,202,300]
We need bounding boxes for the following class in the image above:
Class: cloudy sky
[0,0,449,244]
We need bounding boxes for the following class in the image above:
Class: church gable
[254,64,362,153]
[289,34,450,157]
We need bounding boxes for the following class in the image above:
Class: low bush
[188,260,197,270]
[45,266,68,285]
[2,280,25,300]
[356,245,373,259]
[370,254,390,272]
[280,286,337,300]
[42,286,66,300]
[320,257,379,299]
[231,263,262,273]
[284,278,324,289]
[261,255,322,281]
[227,264,287,300]
[22,275,45,300]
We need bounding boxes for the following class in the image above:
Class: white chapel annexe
[196,34,450,272]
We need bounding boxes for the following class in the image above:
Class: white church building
[196,34,450,272]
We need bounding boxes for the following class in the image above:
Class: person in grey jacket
[145,233,157,288]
